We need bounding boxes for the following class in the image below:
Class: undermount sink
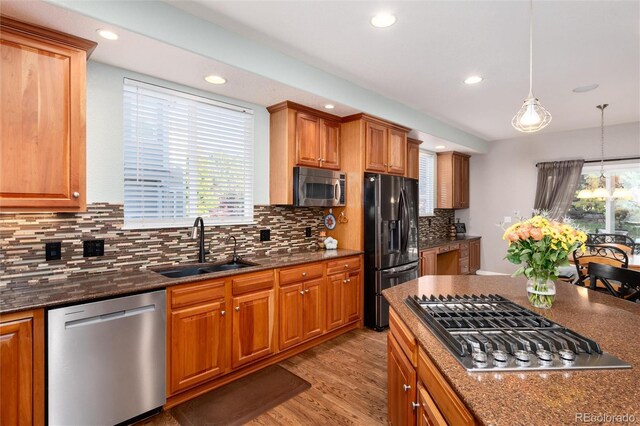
[155,260,257,279]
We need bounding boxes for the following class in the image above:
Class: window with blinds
[419,150,436,216]
[123,79,254,229]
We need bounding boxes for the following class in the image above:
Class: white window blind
[419,150,436,216]
[123,79,254,229]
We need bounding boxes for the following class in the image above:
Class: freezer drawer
[48,290,166,426]
[365,261,419,330]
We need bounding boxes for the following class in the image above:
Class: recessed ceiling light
[573,84,599,93]
[96,29,119,40]
[371,13,396,28]
[324,104,335,110]
[435,145,446,149]
[204,75,226,85]
[464,76,483,85]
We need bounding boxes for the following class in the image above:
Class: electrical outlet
[260,229,271,242]
[45,242,62,261]
[513,210,520,217]
[503,216,512,224]
[305,226,312,238]
[83,239,105,257]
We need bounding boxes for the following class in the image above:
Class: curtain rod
[536,156,640,167]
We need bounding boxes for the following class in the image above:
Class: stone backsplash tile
[0,203,324,285]
[418,209,456,240]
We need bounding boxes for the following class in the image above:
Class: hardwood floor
[142,328,387,425]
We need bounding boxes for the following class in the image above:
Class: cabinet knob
[220,310,226,316]
[302,272,307,277]
[235,306,240,312]
[403,384,411,392]
[72,192,80,198]
[412,402,420,410]
[346,279,351,283]
[317,157,322,161]
[384,163,388,167]
[344,264,349,268]
[300,290,305,295]
[305,289,310,293]
[343,279,347,283]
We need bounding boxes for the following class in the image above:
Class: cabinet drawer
[389,308,417,366]
[418,348,474,426]
[459,259,470,275]
[437,245,451,253]
[418,383,448,426]
[170,279,225,309]
[326,256,361,275]
[232,270,275,296]
[279,262,324,286]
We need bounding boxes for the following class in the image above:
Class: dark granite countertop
[0,249,362,314]
[383,276,640,426]
[419,235,481,250]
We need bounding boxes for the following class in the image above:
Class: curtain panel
[533,160,584,220]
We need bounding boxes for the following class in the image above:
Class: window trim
[418,149,437,217]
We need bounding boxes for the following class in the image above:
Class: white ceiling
[3,0,638,147]
[170,0,640,141]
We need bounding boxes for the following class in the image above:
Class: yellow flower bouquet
[503,215,587,308]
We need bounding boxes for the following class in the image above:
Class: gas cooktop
[405,294,631,372]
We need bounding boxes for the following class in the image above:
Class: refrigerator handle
[400,188,410,253]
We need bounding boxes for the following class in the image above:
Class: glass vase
[526,275,556,309]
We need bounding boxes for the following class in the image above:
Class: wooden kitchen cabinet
[437,151,471,209]
[469,239,481,273]
[167,279,228,395]
[326,273,345,331]
[343,270,361,323]
[268,101,342,204]
[232,288,276,369]
[364,119,408,176]
[301,278,324,340]
[387,128,407,175]
[0,309,44,426]
[417,383,447,426]
[279,276,324,350]
[406,138,422,180]
[326,257,362,331]
[420,249,437,276]
[0,17,96,212]
[388,333,417,426]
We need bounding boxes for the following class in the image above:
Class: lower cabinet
[232,288,276,369]
[420,249,437,276]
[420,238,481,277]
[417,384,447,426]
[469,239,481,273]
[0,309,44,426]
[279,277,324,350]
[387,333,417,426]
[326,269,361,331]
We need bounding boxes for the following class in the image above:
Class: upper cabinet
[437,151,470,209]
[0,16,96,212]
[268,101,341,205]
[406,138,422,180]
[363,117,408,176]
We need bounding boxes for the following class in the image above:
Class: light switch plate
[503,216,512,224]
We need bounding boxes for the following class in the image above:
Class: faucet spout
[227,235,240,263]
[192,217,208,263]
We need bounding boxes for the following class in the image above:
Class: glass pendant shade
[577,189,594,199]
[512,96,552,132]
[592,187,610,199]
[612,187,633,200]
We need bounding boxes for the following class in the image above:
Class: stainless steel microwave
[293,167,346,207]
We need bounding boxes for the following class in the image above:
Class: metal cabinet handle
[317,157,322,161]
[235,306,240,312]
[346,279,351,283]
[412,402,420,410]
[220,310,226,316]
[384,163,388,167]
[344,264,349,268]
[403,384,411,392]
[305,289,310,293]
[302,272,307,277]
[73,192,80,198]
[343,279,347,283]
[300,290,305,295]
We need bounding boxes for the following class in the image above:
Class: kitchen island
[383,275,640,425]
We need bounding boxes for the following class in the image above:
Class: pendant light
[512,0,552,133]
[591,104,610,199]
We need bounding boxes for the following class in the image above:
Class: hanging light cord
[528,0,533,97]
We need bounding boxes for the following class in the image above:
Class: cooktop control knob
[514,350,532,367]
[559,349,577,365]
[492,350,508,367]
[472,351,488,367]
[537,349,553,366]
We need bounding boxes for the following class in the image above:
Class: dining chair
[572,244,629,287]
[587,233,636,254]
[587,262,640,302]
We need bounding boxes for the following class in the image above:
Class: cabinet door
[469,239,481,273]
[387,128,407,175]
[279,284,303,350]
[325,273,345,331]
[169,300,227,394]
[296,112,320,167]
[232,289,275,369]
[0,30,86,211]
[388,334,417,426]
[420,250,437,276]
[302,278,324,341]
[343,271,360,324]
[418,384,447,426]
[460,156,470,208]
[452,154,464,208]
[0,318,33,426]
[407,140,420,179]
[320,119,340,170]
[365,121,388,172]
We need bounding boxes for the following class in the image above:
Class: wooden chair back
[587,262,640,301]
[573,244,629,286]
[587,233,636,254]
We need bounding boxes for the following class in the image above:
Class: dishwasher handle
[65,304,156,329]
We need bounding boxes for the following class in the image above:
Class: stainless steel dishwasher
[48,290,166,425]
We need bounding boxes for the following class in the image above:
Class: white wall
[86,61,270,205]
[457,122,640,274]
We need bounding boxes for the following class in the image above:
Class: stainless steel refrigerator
[364,173,420,330]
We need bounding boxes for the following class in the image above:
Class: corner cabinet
[268,101,341,205]
[437,151,470,209]
[0,16,96,212]
[0,309,45,426]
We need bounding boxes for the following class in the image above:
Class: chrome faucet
[227,235,241,263]
[191,217,209,263]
